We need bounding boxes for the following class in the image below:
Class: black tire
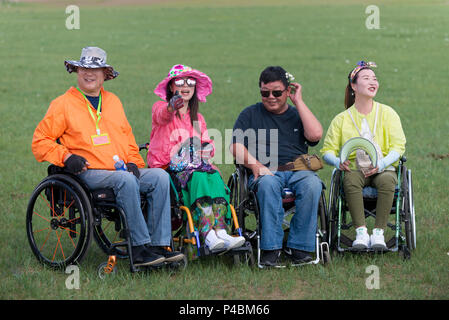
[327,169,341,252]
[321,249,332,265]
[228,167,253,236]
[97,261,117,279]
[233,247,255,267]
[403,168,416,253]
[318,191,329,245]
[26,175,93,268]
[228,167,248,231]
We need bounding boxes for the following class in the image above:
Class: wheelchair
[227,164,331,268]
[327,157,416,259]
[163,167,254,266]
[26,164,187,278]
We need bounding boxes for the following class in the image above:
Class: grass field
[1,0,448,301]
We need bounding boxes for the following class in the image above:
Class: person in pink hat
[148,64,245,251]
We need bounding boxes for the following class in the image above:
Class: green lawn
[0,0,448,300]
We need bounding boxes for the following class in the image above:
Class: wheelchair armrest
[47,164,68,176]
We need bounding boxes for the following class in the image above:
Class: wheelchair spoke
[33,226,51,234]
[39,230,52,252]
[99,220,113,236]
[64,216,80,225]
[38,193,58,218]
[33,210,50,223]
[61,199,75,219]
[52,230,66,262]
[61,227,78,249]
[60,224,80,236]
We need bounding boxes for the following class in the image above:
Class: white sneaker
[216,229,245,250]
[370,228,387,251]
[352,226,370,250]
[205,230,225,251]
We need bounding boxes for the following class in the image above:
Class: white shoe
[370,228,387,251]
[352,226,370,250]
[205,230,225,251]
[216,229,245,250]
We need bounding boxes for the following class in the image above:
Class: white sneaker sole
[165,253,186,262]
[207,241,225,251]
[134,256,166,267]
[224,237,246,250]
[371,243,387,251]
[352,242,369,250]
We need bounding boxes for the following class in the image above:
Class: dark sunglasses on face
[260,89,286,98]
[174,78,197,87]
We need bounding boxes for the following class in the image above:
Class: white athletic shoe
[205,230,225,251]
[370,228,387,251]
[216,229,245,250]
[352,226,370,250]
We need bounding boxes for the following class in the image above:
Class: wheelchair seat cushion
[362,185,400,199]
[362,186,378,199]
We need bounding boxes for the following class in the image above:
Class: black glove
[64,154,87,175]
[169,91,184,111]
[126,162,140,179]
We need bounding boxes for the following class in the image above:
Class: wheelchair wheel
[26,175,93,268]
[228,166,249,232]
[97,260,117,279]
[93,206,129,259]
[318,190,329,245]
[327,169,341,251]
[403,168,416,252]
[233,245,255,267]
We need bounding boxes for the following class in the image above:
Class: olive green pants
[343,170,397,230]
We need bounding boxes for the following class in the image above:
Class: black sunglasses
[260,89,286,98]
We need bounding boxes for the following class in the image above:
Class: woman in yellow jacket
[321,61,406,250]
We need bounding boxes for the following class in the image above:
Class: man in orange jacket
[32,47,184,267]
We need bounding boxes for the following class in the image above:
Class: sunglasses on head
[260,89,286,98]
[174,78,197,87]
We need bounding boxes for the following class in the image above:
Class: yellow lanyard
[77,87,102,135]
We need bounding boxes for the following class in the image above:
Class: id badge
[91,133,111,146]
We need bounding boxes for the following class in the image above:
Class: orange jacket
[32,86,145,169]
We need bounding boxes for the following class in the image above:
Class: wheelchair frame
[227,164,331,268]
[327,157,416,259]
[167,171,255,265]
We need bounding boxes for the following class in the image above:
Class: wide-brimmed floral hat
[154,64,212,102]
[64,46,119,81]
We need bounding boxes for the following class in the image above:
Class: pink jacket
[147,100,215,168]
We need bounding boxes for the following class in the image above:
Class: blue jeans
[79,168,171,247]
[248,170,323,252]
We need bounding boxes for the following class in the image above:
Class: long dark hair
[344,67,371,109]
[166,80,201,133]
